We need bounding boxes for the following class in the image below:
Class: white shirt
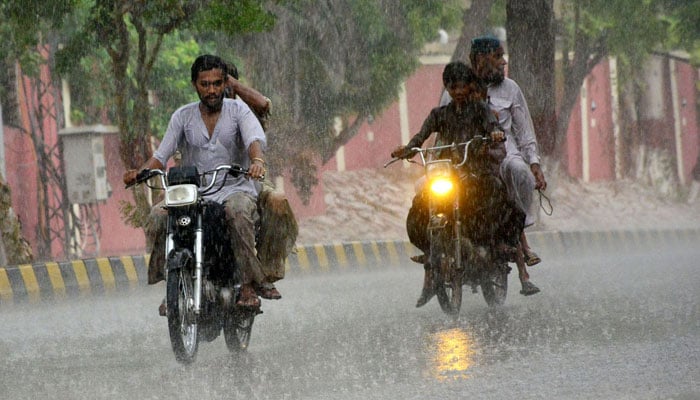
[154,98,266,203]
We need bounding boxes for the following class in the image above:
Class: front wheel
[223,310,255,353]
[481,263,509,307]
[166,266,199,364]
[434,265,463,318]
[430,234,462,317]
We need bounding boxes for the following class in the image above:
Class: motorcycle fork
[165,211,205,316]
[193,212,204,315]
[453,201,462,272]
[428,197,463,278]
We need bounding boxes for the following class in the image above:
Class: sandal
[410,254,427,264]
[523,250,541,266]
[257,283,282,300]
[236,284,261,308]
[158,298,167,317]
[520,280,540,296]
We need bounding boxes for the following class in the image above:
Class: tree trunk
[506,0,557,157]
[452,0,496,63]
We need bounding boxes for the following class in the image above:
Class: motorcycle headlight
[429,177,454,196]
[165,184,198,206]
[426,161,455,196]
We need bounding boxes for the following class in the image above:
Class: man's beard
[484,71,504,85]
[200,93,224,111]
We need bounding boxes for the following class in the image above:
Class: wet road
[1,241,699,400]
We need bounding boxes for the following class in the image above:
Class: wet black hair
[226,62,239,80]
[442,61,478,87]
[190,54,228,83]
[470,36,501,55]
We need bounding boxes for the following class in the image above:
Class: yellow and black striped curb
[0,255,150,305]
[1,229,698,305]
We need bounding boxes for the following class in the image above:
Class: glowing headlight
[426,161,454,196]
[430,178,454,196]
[165,184,197,206]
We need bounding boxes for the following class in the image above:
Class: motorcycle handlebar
[124,165,258,191]
[384,134,503,169]
[125,169,165,189]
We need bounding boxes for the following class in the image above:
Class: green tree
[224,0,461,202]
[660,0,700,65]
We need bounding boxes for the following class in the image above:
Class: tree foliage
[660,0,700,65]
[226,0,461,202]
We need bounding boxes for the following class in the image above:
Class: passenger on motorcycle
[224,61,298,300]
[123,54,270,310]
[441,36,544,296]
[390,61,525,307]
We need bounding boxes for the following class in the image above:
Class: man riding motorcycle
[391,61,524,307]
[124,54,270,310]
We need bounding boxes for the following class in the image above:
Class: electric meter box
[58,124,118,204]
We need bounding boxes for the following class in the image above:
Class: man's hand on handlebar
[490,130,506,142]
[123,169,139,187]
[248,158,266,180]
[391,145,416,160]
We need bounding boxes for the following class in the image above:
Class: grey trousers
[500,153,536,227]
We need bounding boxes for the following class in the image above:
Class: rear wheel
[481,263,509,307]
[224,311,255,353]
[166,265,199,364]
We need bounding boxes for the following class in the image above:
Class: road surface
[1,240,698,399]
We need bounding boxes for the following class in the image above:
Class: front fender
[167,248,194,272]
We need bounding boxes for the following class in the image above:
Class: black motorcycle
[387,135,517,317]
[128,165,258,364]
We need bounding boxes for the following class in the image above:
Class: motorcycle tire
[481,263,509,307]
[167,265,199,364]
[223,310,255,353]
[430,237,462,318]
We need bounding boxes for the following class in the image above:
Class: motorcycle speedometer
[425,160,452,178]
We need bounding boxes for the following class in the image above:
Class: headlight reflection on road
[426,327,477,381]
